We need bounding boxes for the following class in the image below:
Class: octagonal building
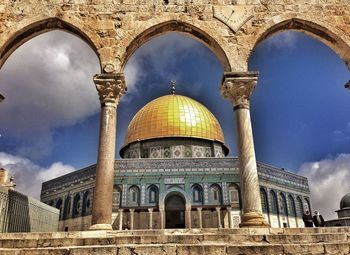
[41,92,311,231]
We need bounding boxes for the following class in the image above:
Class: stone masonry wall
[0,0,349,79]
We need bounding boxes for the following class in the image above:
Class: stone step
[0,242,350,255]
[0,227,349,240]
[0,232,348,248]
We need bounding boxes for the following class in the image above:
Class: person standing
[313,210,325,227]
[302,209,313,227]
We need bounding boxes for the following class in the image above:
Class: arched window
[112,186,121,211]
[279,192,288,216]
[63,196,71,220]
[270,190,278,215]
[82,191,91,216]
[210,184,222,204]
[228,184,240,204]
[56,198,63,220]
[72,193,81,218]
[129,186,140,206]
[260,188,269,213]
[288,195,297,217]
[296,196,303,217]
[148,185,158,204]
[192,184,203,204]
[303,197,311,211]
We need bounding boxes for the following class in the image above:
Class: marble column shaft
[148,208,153,230]
[216,207,222,228]
[197,207,203,228]
[90,73,126,230]
[119,209,124,230]
[221,72,269,227]
[130,209,135,230]
[185,209,192,229]
[159,209,165,229]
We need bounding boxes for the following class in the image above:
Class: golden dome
[123,94,225,146]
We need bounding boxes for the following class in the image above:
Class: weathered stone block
[283,243,325,255]
[227,244,283,255]
[324,243,350,255]
[70,246,118,255]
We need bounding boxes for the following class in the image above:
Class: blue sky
[0,30,349,219]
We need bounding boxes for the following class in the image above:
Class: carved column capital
[93,73,126,105]
[220,72,258,109]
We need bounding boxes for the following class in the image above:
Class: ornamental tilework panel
[222,182,228,204]
[141,184,146,205]
[163,147,171,158]
[122,185,127,207]
[204,183,209,204]
[172,146,182,158]
[193,146,204,158]
[205,147,211,157]
[214,145,223,158]
[150,146,162,158]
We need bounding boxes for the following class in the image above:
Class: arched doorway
[165,194,186,228]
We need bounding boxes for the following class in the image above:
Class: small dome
[340,192,350,209]
[123,94,226,147]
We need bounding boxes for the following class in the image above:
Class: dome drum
[121,137,227,159]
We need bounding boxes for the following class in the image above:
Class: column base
[239,212,270,228]
[89,224,113,231]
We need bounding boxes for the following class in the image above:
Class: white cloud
[332,122,350,142]
[0,31,100,160]
[0,152,75,199]
[298,154,350,220]
[264,31,298,50]
[123,32,205,100]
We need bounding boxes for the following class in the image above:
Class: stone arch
[191,184,203,204]
[128,185,141,206]
[121,20,231,72]
[288,194,297,218]
[82,190,92,217]
[72,193,81,218]
[63,196,71,220]
[279,192,288,217]
[0,17,101,70]
[147,184,159,204]
[209,183,222,205]
[260,188,269,214]
[270,190,279,216]
[228,183,240,206]
[296,196,304,217]
[249,16,350,69]
[164,191,187,229]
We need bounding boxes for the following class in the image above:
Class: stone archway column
[221,72,269,228]
[90,73,126,231]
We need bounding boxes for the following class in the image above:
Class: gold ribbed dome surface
[124,94,225,146]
